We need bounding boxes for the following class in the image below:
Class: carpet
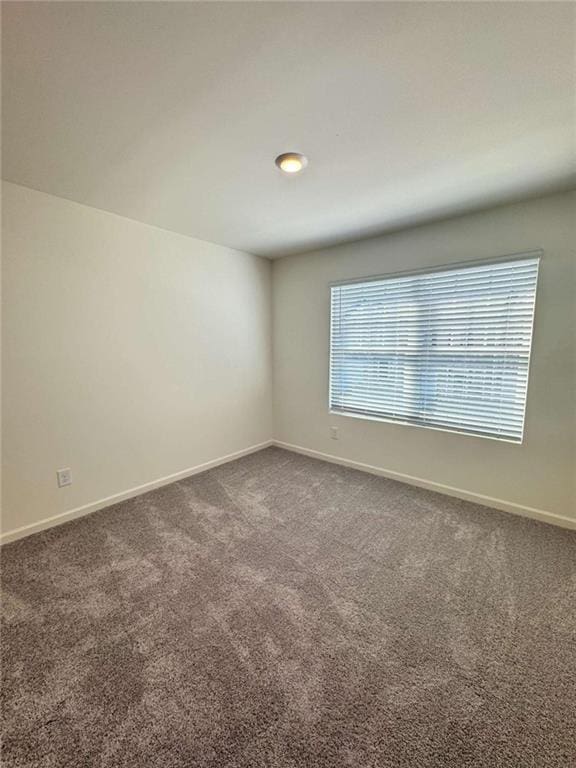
[1,447,575,767]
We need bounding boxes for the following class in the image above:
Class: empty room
[1,1,575,766]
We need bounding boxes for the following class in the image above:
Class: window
[329,254,540,443]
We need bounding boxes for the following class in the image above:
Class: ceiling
[2,2,575,258]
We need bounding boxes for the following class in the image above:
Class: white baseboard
[273,440,576,531]
[3,438,573,544]
[0,440,273,545]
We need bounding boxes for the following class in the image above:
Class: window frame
[328,250,542,444]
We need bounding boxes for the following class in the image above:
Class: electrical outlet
[330,426,339,440]
[57,468,72,488]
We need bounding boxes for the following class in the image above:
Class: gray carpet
[1,447,575,767]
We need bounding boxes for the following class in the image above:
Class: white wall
[2,185,574,540]
[1,182,272,539]
[273,192,576,524]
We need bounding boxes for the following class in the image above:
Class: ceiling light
[275,152,308,174]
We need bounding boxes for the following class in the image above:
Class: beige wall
[273,192,576,523]
[1,182,272,539]
[2,185,574,540]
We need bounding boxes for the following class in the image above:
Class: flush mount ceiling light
[275,152,308,174]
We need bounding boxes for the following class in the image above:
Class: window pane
[329,256,540,442]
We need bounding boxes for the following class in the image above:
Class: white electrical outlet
[330,426,339,440]
[57,468,72,488]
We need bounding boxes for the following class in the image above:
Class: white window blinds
[329,255,540,442]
